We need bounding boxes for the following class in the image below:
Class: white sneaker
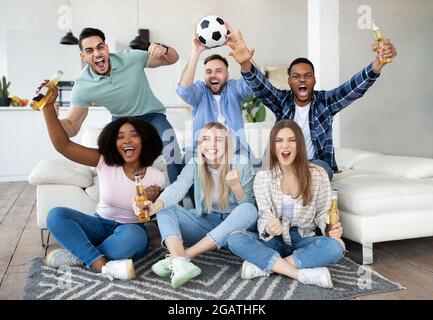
[45,248,82,268]
[100,259,136,281]
[240,260,270,280]
[298,267,333,288]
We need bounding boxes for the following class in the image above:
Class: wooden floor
[1,182,432,300]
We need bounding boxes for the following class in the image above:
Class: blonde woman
[227,120,345,288]
[135,122,257,288]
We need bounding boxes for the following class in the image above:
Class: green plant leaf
[246,112,255,123]
[255,105,266,122]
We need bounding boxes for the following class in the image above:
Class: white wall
[339,0,433,158]
[1,0,431,160]
[0,0,307,107]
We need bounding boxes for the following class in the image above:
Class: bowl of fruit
[11,96,29,107]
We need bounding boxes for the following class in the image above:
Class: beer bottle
[372,21,392,65]
[328,190,339,225]
[134,174,150,222]
[30,70,63,111]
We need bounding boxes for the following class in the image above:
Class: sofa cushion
[353,155,433,179]
[28,159,93,188]
[334,148,382,170]
[332,174,433,217]
[85,176,100,201]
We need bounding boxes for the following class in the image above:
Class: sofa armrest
[28,159,94,188]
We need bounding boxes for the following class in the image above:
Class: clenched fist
[265,218,283,236]
[225,168,241,188]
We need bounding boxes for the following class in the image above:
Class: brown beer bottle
[372,21,392,65]
[328,190,339,225]
[30,70,63,110]
[134,174,150,222]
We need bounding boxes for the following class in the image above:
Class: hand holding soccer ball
[196,15,228,48]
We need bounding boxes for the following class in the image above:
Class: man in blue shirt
[226,28,397,179]
[60,28,182,183]
[176,33,255,165]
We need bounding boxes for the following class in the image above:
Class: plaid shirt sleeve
[312,166,333,234]
[242,64,290,116]
[325,63,380,115]
[254,170,277,241]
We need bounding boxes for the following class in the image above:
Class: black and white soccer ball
[196,15,228,48]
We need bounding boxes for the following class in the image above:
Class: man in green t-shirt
[60,27,181,183]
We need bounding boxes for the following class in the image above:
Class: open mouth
[298,85,308,97]
[123,146,135,157]
[209,79,220,90]
[281,151,291,160]
[95,58,106,69]
[206,148,218,155]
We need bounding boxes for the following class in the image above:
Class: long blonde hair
[197,122,233,213]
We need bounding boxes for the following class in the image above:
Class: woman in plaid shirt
[134,122,257,289]
[227,120,345,288]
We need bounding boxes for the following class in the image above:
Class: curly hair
[97,117,162,167]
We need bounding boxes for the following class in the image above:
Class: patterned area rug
[23,247,402,300]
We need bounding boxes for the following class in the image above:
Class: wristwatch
[162,44,169,55]
[155,43,169,55]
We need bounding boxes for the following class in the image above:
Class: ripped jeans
[156,203,258,249]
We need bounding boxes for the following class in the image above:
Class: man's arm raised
[147,43,179,68]
[179,33,207,86]
[59,106,89,137]
[225,23,255,72]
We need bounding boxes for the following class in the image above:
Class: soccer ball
[196,15,228,48]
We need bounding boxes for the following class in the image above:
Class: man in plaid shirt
[226,27,397,179]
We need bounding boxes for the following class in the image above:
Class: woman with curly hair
[39,82,165,281]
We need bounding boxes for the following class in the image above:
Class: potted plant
[242,95,266,123]
[0,75,11,107]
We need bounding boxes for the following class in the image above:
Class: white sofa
[28,126,433,264]
[332,148,433,263]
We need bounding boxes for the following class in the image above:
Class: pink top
[96,156,165,224]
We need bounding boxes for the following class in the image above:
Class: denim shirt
[242,63,380,172]
[176,79,253,153]
[158,155,255,218]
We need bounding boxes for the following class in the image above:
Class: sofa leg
[40,229,51,249]
[362,243,373,265]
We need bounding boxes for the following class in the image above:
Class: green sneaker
[151,254,172,278]
[170,257,201,289]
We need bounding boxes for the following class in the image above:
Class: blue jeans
[112,112,182,184]
[227,227,344,272]
[46,207,150,267]
[311,159,333,181]
[156,203,258,249]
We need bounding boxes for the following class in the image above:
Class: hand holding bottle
[31,71,63,110]
[326,222,343,238]
[133,199,153,220]
[34,81,58,110]
[371,22,397,73]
